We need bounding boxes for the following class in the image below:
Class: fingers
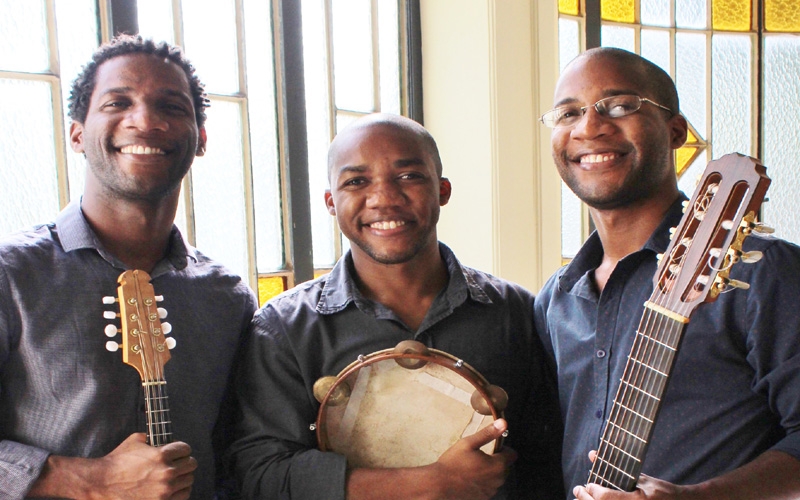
[160,441,193,462]
[462,419,507,451]
[588,450,598,463]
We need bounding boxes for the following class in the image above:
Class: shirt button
[596,349,606,358]
[595,410,603,419]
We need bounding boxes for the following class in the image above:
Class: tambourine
[312,340,508,469]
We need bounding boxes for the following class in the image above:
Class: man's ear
[324,190,336,215]
[668,114,688,150]
[69,122,85,153]
[439,178,452,206]
[196,127,207,156]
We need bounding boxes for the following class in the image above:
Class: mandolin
[587,153,772,491]
[103,270,176,446]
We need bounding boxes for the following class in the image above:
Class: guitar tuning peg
[740,251,763,264]
[161,322,172,335]
[102,296,117,304]
[104,324,118,338]
[155,295,164,302]
[668,227,677,236]
[721,220,734,230]
[727,279,751,290]
[103,311,118,320]
[681,200,689,213]
[655,253,664,262]
[754,224,775,235]
[165,337,177,350]
[105,341,121,352]
[157,307,167,319]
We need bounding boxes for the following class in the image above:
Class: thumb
[462,418,506,451]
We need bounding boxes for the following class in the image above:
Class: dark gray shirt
[231,244,563,500]
[0,201,257,499]
[534,196,800,498]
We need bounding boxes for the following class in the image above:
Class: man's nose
[366,180,405,207]
[125,104,169,132]
[570,105,610,139]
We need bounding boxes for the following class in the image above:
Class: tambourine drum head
[317,354,497,469]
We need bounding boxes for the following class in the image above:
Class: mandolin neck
[143,378,173,446]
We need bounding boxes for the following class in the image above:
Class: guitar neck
[588,303,689,491]
[143,378,173,446]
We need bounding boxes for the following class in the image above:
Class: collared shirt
[0,201,257,500]
[231,243,564,500]
[534,196,800,497]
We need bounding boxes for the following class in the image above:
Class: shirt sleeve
[230,307,347,500]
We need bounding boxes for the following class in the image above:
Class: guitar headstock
[654,153,771,316]
[103,270,175,381]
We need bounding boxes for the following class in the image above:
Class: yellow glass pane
[559,0,580,15]
[765,0,800,32]
[712,0,752,31]
[676,122,707,178]
[601,0,635,23]
[258,276,287,306]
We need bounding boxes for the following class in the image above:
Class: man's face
[550,56,685,210]
[325,123,451,266]
[70,53,206,202]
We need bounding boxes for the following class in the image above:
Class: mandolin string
[132,274,155,446]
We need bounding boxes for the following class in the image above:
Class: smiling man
[0,36,257,499]
[231,114,563,500]
[534,47,800,500]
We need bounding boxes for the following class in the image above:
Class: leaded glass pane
[244,0,283,272]
[675,0,707,29]
[0,79,59,235]
[0,0,49,73]
[677,152,707,197]
[675,32,707,137]
[765,0,800,32]
[182,0,240,95]
[258,276,287,306]
[712,0,751,31]
[302,0,336,268]
[641,0,671,27]
[559,0,580,16]
[191,99,249,280]
[601,25,635,51]
[378,0,401,115]
[332,0,375,112]
[641,29,671,74]
[601,0,635,23]
[55,0,99,201]
[711,34,751,159]
[137,0,175,44]
[558,18,580,72]
[561,183,583,259]
[762,35,800,244]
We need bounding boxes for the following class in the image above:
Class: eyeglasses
[539,95,674,129]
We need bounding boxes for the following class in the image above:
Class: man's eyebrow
[336,165,367,176]
[98,86,133,98]
[394,158,426,167]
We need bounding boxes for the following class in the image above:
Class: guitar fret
[599,438,642,462]
[587,471,625,491]
[619,380,660,402]
[142,380,167,387]
[614,401,654,423]
[608,421,648,444]
[593,457,637,480]
[636,330,677,352]
[631,358,668,377]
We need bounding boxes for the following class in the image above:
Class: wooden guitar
[587,153,772,491]
[103,270,176,446]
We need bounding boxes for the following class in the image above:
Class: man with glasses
[534,47,800,500]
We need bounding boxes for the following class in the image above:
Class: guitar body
[588,153,771,491]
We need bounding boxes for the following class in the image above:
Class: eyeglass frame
[539,94,675,129]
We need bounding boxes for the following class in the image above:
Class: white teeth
[120,145,165,155]
[580,153,618,164]
[370,220,406,230]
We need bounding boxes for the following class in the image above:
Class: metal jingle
[393,340,430,369]
[313,376,351,406]
[470,384,509,415]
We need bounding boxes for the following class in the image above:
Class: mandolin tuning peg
[105,341,121,352]
[157,307,167,319]
[161,322,172,335]
[165,337,177,350]
[102,296,117,305]
[754,224,775,235]
[155,295,164,302]
[740,251,763,264]
[104,324,118,338]
[103,311,118,320]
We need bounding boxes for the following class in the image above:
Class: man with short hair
[0,35,257,499]
[535,47,800,500]
[231,113,563,500]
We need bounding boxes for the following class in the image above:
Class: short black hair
[68,34,209,128]
[577,47,680,115]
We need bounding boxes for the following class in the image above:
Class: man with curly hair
[0,35,257,499]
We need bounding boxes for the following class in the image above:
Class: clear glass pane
[675,0,707,29]
[762,35,800,244]
[601,25,635,51]
[641,29,671,74]
[378,0,401,114]
[243,0,283,272]
[302,0,336,267]
[331,0,375,112]
[765,0,800,32]
[55,0,99,202]
[561,182,583,259]
[675,32,707,138]
[0,79,60,235]
[711,34,751,159]
[601,0,635,23]
[641,0,671,27]
[558,18,580,72]
[712,0,752,31]
[0,0,49,73]
[181,0,239,95]
[137,0,176,45]
[191,99,249,280]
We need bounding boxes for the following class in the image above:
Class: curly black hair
[67,34,209,128]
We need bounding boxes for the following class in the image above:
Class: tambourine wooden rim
[314,341,507,458]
